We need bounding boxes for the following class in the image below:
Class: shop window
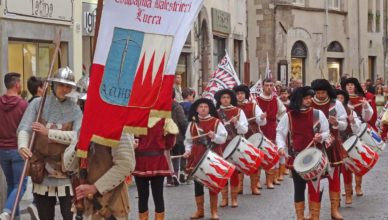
[213,36,226,70]
[327,58,342,84]
[8,41,67,98]
[328,0,340,10]
[291,41,308,83]
[177,53,189,88]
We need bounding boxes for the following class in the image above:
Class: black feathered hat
[335,89,349,107]
[188,98,218,122]
[214,89,237,109]
[311,79,336,99]
[290,86,315,112]
[341,77,365,97]
[233,84,250,100]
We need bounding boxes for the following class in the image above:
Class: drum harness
[218,108,239,140]
[192,121,216,150]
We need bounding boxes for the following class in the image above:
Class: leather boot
[155,212,164,220]
[250,172,261,195]
[273,168,281,185]
[139,211,149,220]
[294,201,305,220]
[310,201,321,220]
[330,192,343,220]
[344,184,353,205]
[257,168,262,189]
[266,170,274,189]
[190,195,205,219]
[238,173,244,194]
[283,166,290,175]
[305,200,312,220]
[278,164,285,181]
[220,186,228,207]
[231,186,239,208]
[210,194,219,220]
[355,175,363,196]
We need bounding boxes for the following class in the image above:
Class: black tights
[194,181,204,197]
[292,170,307,203]
[34,189,73,220]
[135,176,165,213]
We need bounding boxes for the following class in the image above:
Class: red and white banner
[202,52,240,100]
[77,0,203,157]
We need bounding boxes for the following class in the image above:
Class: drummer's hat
[290,86,315,112]
[233,84,250,100]
[341,77,365,97]
[214,89,237,109]
[188,98,218,122]
[311,79,336,99]
[335,89,350,107]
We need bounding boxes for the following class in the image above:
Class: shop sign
[211,8,230,34]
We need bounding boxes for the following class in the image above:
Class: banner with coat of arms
[77,0,203,157]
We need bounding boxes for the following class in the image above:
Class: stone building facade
[248,0,386,85]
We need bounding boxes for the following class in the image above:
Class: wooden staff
[10,30,63,220]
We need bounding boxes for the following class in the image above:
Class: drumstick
[306,140,314,149]
[224,113,241,126]
[171,155,185,159]
[190,132,210,140]
[248,117,256,122]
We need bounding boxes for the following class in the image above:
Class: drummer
[341,77,373,197]
[233,84,266,195]
[183,98,227,220]
[336,89,362,205]
[256,79,286,189]
[311,79,347,220]
[214,89,248,208]
[276,86,330,220]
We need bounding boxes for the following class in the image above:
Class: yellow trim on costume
[123,126,148,135]
[150,109,171,118]
[76,149,88,158]
[91,135,120,148]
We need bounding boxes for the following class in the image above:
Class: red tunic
[349,95,364,118]
[186,117,223,171]
[365,92,378,130]
[311,99,344,166]
[288,108,315,153]
[238,102,259,138]
[217,106,241,143]
[133,119,176,177]
[256,96,278,141]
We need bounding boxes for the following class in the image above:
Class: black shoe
[172,175,180,186]
[179,173,186,183]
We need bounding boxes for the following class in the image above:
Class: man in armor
[18,67,83,220]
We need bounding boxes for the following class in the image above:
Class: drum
[343,135,379,176]
[247,133,280,170]
[189,150,235,193]
[223,136,264,175]
[294,147,328,181]
[357,123,385,154]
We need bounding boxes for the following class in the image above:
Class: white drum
[190,150,235,193]
[357,123,385,154]
[294,147,328,181]
[223,136,263,175]
[247,133,280,171]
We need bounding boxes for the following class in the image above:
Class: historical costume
[336,89,362,206]
[256,79,286,188]
[17,67,83,220]
[215,89,248,208]
[184,98,227,220]
[311,79,348,220]
[233,85,266,195]
[276,86,330,220]
[342,77,374,197]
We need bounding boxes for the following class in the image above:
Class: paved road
[20,149,388,219]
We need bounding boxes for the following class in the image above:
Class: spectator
[180,88,195,118]
[174,74,184,102]
[361,82,378,130]
[375,85,386,114]
[27,76,44,103]
[0,73,28,220]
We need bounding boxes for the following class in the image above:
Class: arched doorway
[327,41,344,84]
[200,20,210,92]
[291,41,308,83]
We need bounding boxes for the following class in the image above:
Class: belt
[135,150,164,157]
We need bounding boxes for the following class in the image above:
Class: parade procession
[1,0,388,220]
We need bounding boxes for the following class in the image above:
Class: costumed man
[18,67,83,220]
[335,89,362,205]
[215,89,248,208]
[341,77,373,197]
[133,117,178,220]
[276,86,330,220]
[233,84,266,195]
[183,98,227,220]
[256,79,286,188]
[310,79,347,220]
[63,74,136,220]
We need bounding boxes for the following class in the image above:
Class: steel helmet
[48,66,76,87]
[76,74,89,100]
